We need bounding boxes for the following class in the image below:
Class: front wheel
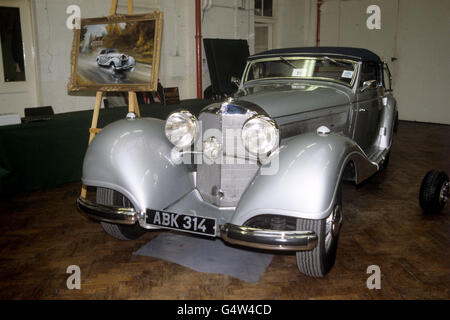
[96,188,146,240]
[296,185,342,277]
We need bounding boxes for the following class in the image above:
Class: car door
[353,61,383,152]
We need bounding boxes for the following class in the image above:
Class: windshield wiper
[323,56,348,67]
[279,56,297,69]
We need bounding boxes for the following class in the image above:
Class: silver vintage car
[96,48,135,71]
[77,47,398,277]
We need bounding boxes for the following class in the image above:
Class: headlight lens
[165,111,198,148]
[242,115,279,155]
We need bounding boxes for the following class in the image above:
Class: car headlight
[242,115,279,155]
[165,110,198,148]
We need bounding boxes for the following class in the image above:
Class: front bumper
[115,64,134,70]
[77,197,138,225]
[76,196,318,251]
[220,224,318,251]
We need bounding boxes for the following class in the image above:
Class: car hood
[236,82,352,119]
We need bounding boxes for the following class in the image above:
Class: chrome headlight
[241,115,279,155]
[165,110,198,148]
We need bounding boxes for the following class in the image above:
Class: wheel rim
[439,181,449,206]
[325,204,342,252]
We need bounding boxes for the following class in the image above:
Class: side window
[359,62,378,86]
[100,49,105,55]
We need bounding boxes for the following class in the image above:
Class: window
[255,0,273,17]
[359,62,379,86]
[0,6,25,82]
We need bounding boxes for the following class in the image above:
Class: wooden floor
[0,121,448,300]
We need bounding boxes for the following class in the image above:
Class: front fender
[232,133,377,224]
[82,118,194,213]
[111,57,120,66]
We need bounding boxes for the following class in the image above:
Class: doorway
[254,23,273,54]
[0,0,39,116]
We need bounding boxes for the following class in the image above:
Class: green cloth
[0,99,212,197]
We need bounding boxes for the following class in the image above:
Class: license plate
[145,209,217,237]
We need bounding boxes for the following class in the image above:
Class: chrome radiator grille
[196,105,259,207]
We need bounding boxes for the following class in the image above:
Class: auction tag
[292,68,307,77]
[341,70,354,78]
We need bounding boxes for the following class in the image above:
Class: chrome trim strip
[76,197,138,225]
[220,223,318,251]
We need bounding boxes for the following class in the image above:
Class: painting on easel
[68,12,162,92]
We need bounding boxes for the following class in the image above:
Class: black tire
[419,170,449,214]
[296,185,342,277]
[96,188,146,240]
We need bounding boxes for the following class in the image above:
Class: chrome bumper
[76,197,138,225]
[220,223,318,251]
[77,197,317,251]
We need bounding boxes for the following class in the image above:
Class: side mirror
[360,80,377,92]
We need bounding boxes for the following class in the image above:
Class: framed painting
[68,11,163,92]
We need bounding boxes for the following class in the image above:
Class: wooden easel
[80,0,140,198]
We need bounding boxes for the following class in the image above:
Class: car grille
[196,104,259,207]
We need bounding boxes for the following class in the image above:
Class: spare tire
[419,170,449,214]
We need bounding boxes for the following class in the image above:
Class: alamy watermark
[366,265,381,289]
[366,5,381,30]
[66,265,81,290]
[66,5,81,30]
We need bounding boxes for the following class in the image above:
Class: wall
[31,0,170,114]
[275,0,307,48]
[25,0,450,123]
[394,0,450,124]
[318,0,450,124]
[27,0,256,113]
[26,0,308,114]
[199,0,255,92]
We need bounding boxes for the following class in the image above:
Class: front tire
[96,188,146,240]
[296,185,342,277]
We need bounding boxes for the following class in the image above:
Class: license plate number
[146,209,216,237]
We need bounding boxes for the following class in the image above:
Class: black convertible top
[250,47,382,63]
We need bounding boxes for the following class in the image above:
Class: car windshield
[245,57,358,86]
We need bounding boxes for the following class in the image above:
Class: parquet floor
[0,121,448,299]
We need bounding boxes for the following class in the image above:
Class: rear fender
[82,118,194,213]
[232,133,377,225]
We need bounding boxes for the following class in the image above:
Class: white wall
[29,0,259,112]
[32,0,108,114]
[275,0,307,48]
[200,0,255,92]
[318,0,450,124]
[394,0,450,124]
[27,0,449,124]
